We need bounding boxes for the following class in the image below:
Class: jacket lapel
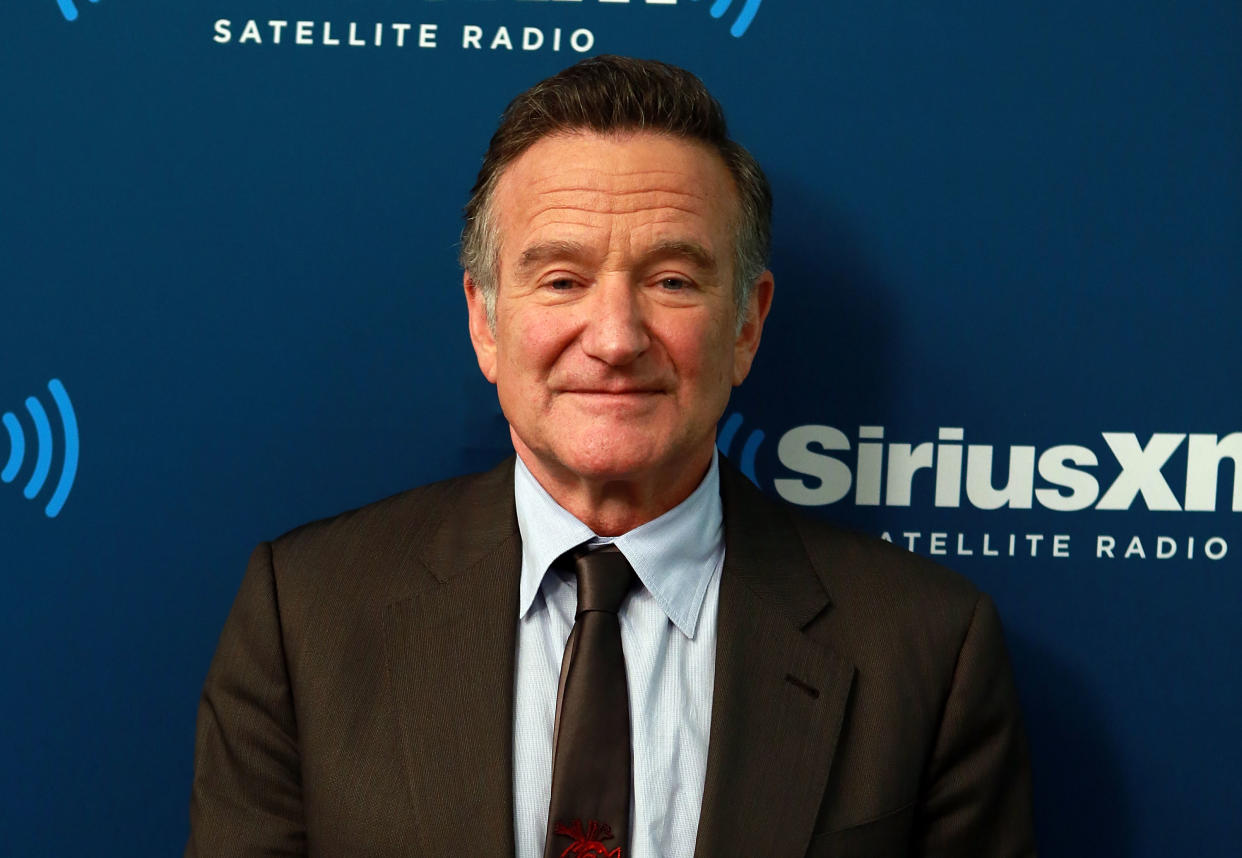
[694,461,856,857]
[382,459,521,857]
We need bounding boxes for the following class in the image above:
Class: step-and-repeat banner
[2,2,1238,854]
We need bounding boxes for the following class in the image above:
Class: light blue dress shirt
[512,453,725,858]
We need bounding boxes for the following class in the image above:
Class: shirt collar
[514,451,724,638]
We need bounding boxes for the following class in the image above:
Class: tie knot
[571,544,636,615]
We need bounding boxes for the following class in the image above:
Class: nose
[579,279,650,366]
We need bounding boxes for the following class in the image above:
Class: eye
[658,277,690,291]
[547,277,579,291]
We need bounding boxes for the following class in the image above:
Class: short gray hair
[459,55,772,328]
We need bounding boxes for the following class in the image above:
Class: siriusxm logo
[717,412,764,482]
[3,380,80,518]
[57,0,99,22]
[719,417,1242,513]
[694,0,764,38]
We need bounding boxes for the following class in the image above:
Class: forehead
[490,131,738,267]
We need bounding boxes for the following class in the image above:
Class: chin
[529,432,652,478]
[561,434,708,484]
[515,423,713,487]
[559,451,663,483]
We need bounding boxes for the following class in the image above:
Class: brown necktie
[543,544,636,858]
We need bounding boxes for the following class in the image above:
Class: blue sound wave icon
[56,0,99,23]
[717,412,764,483]
[3,379,80,518]
[692,0,764,38]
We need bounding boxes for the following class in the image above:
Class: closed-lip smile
[561,387,665,395]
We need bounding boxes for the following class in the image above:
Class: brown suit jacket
[187,457,1035,857]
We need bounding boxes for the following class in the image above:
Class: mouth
[561,388,665,397]
[558,388,667,407]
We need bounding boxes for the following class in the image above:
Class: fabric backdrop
[2,2,1238,854]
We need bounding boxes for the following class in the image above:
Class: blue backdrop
[2,1,1239,854]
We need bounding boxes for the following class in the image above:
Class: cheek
[499,311,574,377]
[663,319,735,386]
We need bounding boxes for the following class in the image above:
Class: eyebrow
[641,239,718,274]
[516,240,591,278]
[514,238,719,278]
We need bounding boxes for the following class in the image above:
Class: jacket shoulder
[230,459,517,678]
[270,459,515,570]
[780,502,1004,723]
[251,459,517,621]
[789,508,982,613]
[720,455,980,618]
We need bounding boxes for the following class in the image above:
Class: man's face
[466,130,772,498]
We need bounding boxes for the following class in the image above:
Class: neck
[513,440,714,536]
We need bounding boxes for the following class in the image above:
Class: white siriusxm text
[877,531,1228,560]
[774,426,1242,512]
[213,20,597,53]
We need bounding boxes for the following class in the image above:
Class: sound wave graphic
[717,412,764,483]
[693,0,764,38]
[3,379,79,518]
[56,0,99,23]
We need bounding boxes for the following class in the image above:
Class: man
[187,56,1035,857]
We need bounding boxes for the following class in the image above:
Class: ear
[732,270,774,386]
[464,271,498,384]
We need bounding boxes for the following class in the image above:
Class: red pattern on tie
[553,819,623,858]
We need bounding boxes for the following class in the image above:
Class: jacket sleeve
[186,543,307,857]
[913,593,1037,857]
